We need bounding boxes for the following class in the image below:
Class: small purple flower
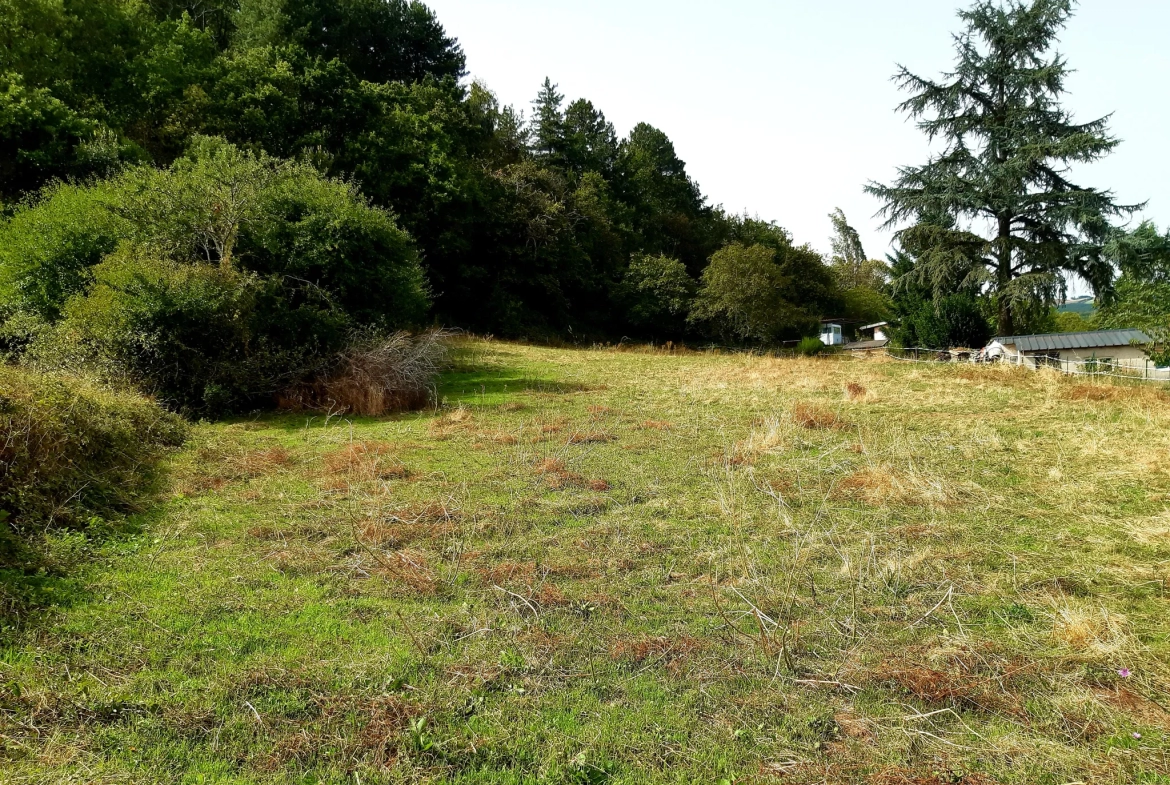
[1118,668,1132,678]
[1133,732,1143,740]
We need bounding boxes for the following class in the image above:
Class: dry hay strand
[792,401,848,430]
[499,402,526,412]
[1051,602,1132,658]
[836,465,963,508]
[280,330,448,416]
[638,419,673,431]
[610,635,703,674]
[1123,511,1170,544]
[358,502,463,549]
[733,415,798,461]
[322,441,409,482]
[229,446,294,477]
[954,363,1037,387]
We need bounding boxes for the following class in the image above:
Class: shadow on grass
[0,503,168,641]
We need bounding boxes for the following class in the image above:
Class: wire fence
[883,346,1170,383]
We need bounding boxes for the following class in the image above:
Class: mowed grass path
[3,340,1170,784]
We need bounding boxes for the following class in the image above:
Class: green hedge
[0,367,186,559]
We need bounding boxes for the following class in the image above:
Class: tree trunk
[996,214,1014,336]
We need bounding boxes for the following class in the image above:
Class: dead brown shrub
[323,442,409,482]
[279,330,448,416]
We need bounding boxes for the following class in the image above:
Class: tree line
[1,0,1166,415]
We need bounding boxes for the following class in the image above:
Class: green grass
[3,339,1170,784]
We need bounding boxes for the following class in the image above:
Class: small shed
[843,322,890,352]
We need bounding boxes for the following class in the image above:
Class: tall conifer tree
[867,0,1138,335]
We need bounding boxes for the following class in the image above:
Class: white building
[819,323,843,346]
[985,329,1166,378]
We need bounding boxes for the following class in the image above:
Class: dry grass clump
[261,694,421,771]
[532,457,610,491]
[229,446,294,477]
[638,419,672,431]
[843,381,873,402]
[836,465,962,508]
[280,330,449,416]
[1063,382,1166,404]
[792,401,847,430]
[323,441,409,482]
[1051,603,1131,658]
[610,636,703,674]
[429,406,474,439]
[870,768,1000,785]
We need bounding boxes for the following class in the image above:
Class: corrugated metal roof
[998,329,1150,353]
[843,339,890,351]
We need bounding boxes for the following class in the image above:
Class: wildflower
[1118,668,1132,678]
[1133,732,1142,740]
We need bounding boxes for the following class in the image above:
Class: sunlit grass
[2,338,1169,784]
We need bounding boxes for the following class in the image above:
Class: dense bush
[0,180,129,323]
[0,366,186,563]
[33,248,350,414]
[5,138,430,414]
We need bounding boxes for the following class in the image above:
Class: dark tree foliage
[235,0,466,84]
[0,0,845,345]
[887,248,992,350]
[867,0,1138,336]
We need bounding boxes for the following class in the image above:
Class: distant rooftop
[996,329,1150,353]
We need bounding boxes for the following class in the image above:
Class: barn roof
[997,329,1151,353]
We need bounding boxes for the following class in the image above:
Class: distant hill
[1058,296,1096,316]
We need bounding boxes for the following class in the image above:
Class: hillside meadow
[2,339,1169,784]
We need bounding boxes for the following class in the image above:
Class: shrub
[280,330,450,416]
[33,247,351,415]
[797,336,829,356]
[243,170,430,326]
[0,180,128,323]
[0,366,186,562]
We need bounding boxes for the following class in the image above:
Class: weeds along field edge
[2,339,1169,784]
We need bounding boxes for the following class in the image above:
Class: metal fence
[883,346,1170,383]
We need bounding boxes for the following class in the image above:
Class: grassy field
[3,339,1170,784]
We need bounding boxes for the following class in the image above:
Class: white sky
[426,1,1168,295]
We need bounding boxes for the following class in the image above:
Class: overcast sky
[426,0,1168,293]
